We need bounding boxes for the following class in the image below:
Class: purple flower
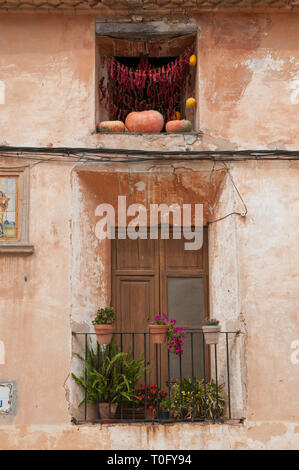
[169,319,176,324]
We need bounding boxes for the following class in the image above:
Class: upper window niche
[96,30,197,134]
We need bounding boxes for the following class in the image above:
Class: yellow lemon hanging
[186,97,197,109]
[189,54,197,67]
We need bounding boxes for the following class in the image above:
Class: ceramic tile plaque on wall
[0,383,13,413]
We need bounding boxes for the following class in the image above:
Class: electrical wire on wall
[207,162,248,225]
[1,145,298,226]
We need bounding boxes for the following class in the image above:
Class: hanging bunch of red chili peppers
[99,48,193,123]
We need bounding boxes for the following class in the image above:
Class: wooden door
[112,228,208,386]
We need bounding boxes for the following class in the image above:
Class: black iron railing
[71,330,243,424]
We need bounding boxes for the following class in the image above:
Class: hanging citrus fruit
[189,54,197,66]
[172,111,181,120]
[186,97,197,109]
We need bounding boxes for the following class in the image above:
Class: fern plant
[72,339,148,406]
[72,341,99,407]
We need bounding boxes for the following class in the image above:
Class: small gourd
[97,121,125,133]
[166,120,192,133]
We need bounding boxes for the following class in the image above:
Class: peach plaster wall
[0,11,299,449]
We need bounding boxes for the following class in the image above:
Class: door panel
[164,237,203,272]
[114,237,156,273]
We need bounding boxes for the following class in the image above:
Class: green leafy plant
[92,307,115,325]
[71,341,99,407]
[205,318,219,326]
[72,340,148,406]
[169,377,225,420]
[160,397,170,411]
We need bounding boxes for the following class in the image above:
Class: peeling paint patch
[288,75,299,104]
[135,181,146,191]
[247,423,287,444]
[243,54,285,73]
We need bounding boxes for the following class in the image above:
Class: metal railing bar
[226,332,232,420]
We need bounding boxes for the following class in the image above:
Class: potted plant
[170,377,225,420]
[149,314,185,353]
[135,384,167,420]
[92,306,115,345]
[202,318,221,345]
[158,397,171,421]
[93,340,147,422]
[73,340,147,423]
[149,314,169,344]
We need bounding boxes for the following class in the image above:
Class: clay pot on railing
[202,325,221,345]
[149,324,169,344]
[94,324,115,345]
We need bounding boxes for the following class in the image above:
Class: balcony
[71,330,244,425]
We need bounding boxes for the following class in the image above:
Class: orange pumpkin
[166,120,192,133]
[97,121,125,133]
[125,110,164,133]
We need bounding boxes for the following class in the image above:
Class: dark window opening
[96,35,197,133]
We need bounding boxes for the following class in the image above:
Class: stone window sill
[0,243,34,254]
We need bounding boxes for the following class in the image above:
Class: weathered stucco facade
[0,4,299,449]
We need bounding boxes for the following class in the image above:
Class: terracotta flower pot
[99,402,117,423]
[166,120,192,133]
[97,121,125,133]
[125,110,164,133]
[94,324,115,345]
[149,324,168,344]
[202,325,221,345]
[85,402,99,421]
[146,407,156,420]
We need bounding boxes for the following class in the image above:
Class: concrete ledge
[93,132,204,152]
[1,421,299,450]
